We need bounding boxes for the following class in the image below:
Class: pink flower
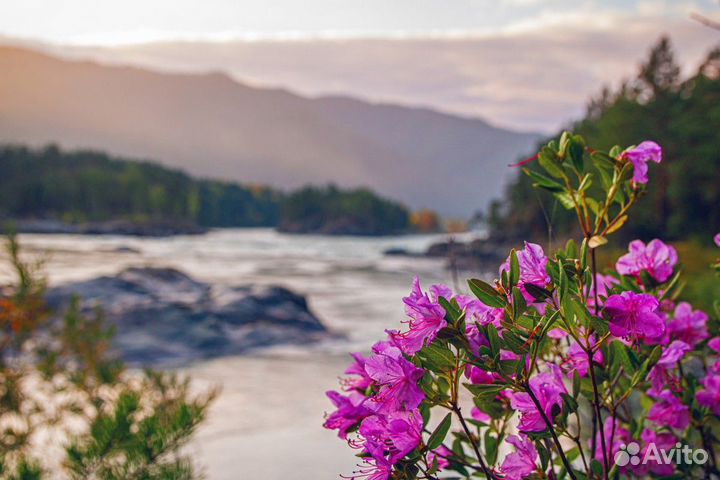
[471,406,491,424]
[500,434,538,480]
[667,302,709,347]
[632,429,677,477]
[427,445,453,471]
[616,239,677,283]
[464,324,490,357]
[647,340,690,395]
[594,417,631,465]
[709,337,720,353]
[509,364,567,432]
[343,352,374,391]
[547,328,568,339]
[324,390,371,439]
[623,141,662,184]
[561,337,604,378]
[358,410,423,464]
[352,458,392,480]
[647,390,689,430]
[391,277,448,354]
[500,349,520,361]
[697,373,720,416]
[456,295,503,329]
[500,242,550,303]
[364,341,425,414]
[603,291,665,344]
[715,233,720,247]
[465,365,500,385]
[587,274,619,308]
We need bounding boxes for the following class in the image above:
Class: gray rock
[44,267,329,367]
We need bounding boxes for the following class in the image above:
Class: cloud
[27,10,720,133]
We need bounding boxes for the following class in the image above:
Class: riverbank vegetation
[0,234,215,478]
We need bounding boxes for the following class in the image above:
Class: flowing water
[3,228,490,479]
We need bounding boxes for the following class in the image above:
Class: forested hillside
[0,45,538,217]
[0,144,411,235]
[0,144,281,227]
[490,37,720,243]
[278,185,409,235]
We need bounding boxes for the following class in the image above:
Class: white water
[3,228,489,479]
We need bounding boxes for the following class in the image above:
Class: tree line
[0,144,411,235]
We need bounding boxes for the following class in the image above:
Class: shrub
[0,234,216,479]
[324,133,720,479]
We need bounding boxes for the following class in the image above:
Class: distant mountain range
[0,45,539,216]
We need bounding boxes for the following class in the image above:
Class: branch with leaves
[324,134,720,480]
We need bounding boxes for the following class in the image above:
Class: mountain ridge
[0,45,540,216]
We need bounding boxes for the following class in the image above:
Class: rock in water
[44,267,329,366]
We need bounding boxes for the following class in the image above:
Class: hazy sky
[2,0,719,131]
[1,0,717,44]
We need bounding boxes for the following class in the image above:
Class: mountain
[0,45,539,216]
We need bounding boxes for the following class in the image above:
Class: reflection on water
[1,228,489,479]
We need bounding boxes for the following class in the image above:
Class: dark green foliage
[0,144,281,227]
[0,145,411,235]
[278,184,410,235]
[492,36,720,243]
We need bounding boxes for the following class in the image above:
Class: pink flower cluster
[324,278,450,479]
[325,230,719,480]
[324,339,426,478]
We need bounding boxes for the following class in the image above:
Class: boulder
[44,267,329,366]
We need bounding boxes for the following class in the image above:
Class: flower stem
[451,404,494,480]
[590,247,600,316]
[587,350,609,480]
[524,384,578,480]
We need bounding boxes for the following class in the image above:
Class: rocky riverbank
[44,267,330,366]
[385,236,511,272]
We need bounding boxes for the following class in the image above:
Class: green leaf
[567,134,586,171]
[553,191,576,210]
[524,283,553,302]
[509,249,520,288]
[502,328,528,354]
[538,147,565,179]
[561,393,579,413]
[606,214,628,235]
[427,413,452,450]
[572,371,581,398]
[540,310,561,338]
[589,315,609,336]
[487,324,501,356]
[417,343,456,372]
[511,286,527,319]
[484,430,499,465]
[565,239,577,258]
[524,168,565,192]
[610,341,635,376]
[438,296,462,325]
[558,262,569,300]
[468,279,506,309]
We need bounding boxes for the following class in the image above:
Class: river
[3,228,491,479]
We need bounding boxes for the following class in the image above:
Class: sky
[1,0,719,131]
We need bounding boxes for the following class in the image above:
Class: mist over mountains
[0,45,539,216]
